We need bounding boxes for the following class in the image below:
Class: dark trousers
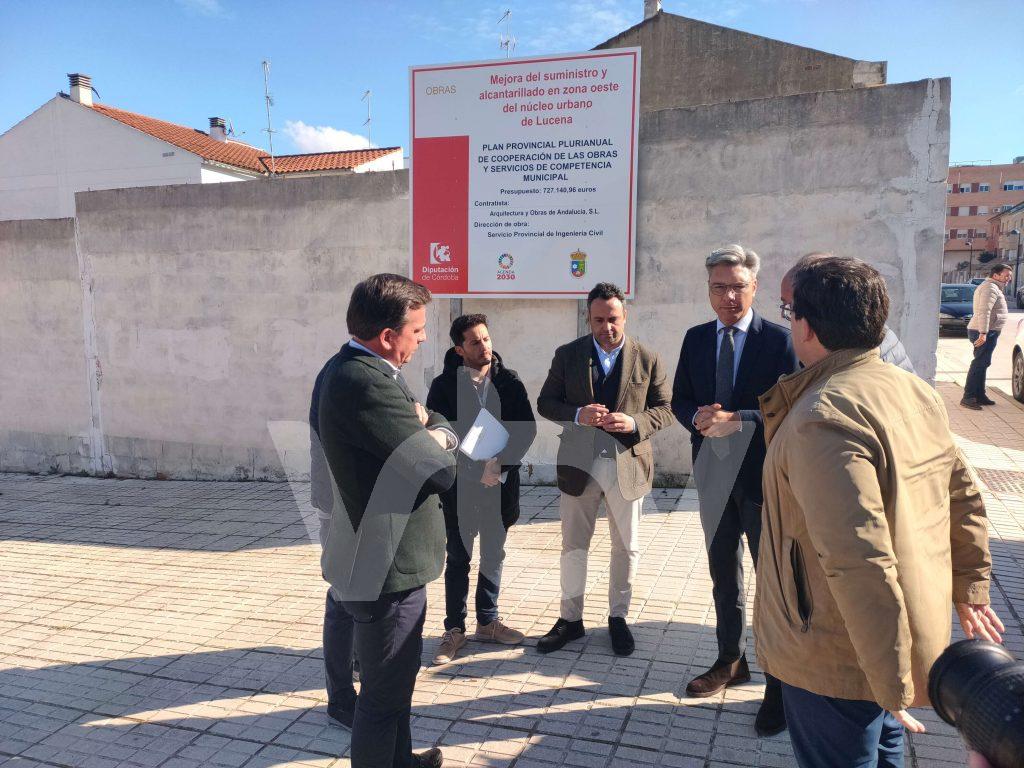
[343,586,427,768]
[442,485,510,632]
[323,590,357,711]
[782,682,904,768]
[444,519,506,631]
[708,484,762,662]
[965,329,1000,399]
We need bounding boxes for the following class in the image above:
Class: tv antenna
[261,60,276,175]
[498,9,516,58]
[361,89,372,147]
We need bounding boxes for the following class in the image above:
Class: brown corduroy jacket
[754,349,991,712]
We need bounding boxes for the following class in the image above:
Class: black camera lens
[928,639,1024,768]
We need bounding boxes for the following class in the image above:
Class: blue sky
[1,0,1020,163]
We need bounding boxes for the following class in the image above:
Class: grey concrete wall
[0,78,949,482]
[0,218,95,473]
[596,12,886,113]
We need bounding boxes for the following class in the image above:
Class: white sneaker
[433,628,467,664]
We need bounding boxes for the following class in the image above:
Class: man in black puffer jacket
[427,314,537,664]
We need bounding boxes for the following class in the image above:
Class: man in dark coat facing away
[318,273,457,768]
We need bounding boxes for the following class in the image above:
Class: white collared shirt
[715,307,754,386]
[592,336,625,376]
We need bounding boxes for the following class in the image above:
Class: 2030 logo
[497,253,515,280]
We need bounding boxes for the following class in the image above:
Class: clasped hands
[578,403,635,433]
[695,403,742,438]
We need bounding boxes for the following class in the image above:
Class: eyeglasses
[780,302,794,321]
[709,283,751,297]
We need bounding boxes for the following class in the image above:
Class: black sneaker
[536,618,585,653]
[413,747,443,768]
[978,395,997,406]
[608,617,635,656]
[960,397,982,410]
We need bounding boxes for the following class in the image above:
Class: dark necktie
[715,327,736,409]
[712,327,735,458]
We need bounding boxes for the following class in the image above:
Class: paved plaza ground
[2,335,1023,768]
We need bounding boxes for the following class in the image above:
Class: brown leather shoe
[685,656,751,698]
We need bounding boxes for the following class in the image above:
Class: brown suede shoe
[685,656,751,698]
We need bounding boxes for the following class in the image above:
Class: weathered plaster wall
[0,78,949,482]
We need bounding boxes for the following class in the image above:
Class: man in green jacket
[758,256,1003,767]
[319,273,457,768]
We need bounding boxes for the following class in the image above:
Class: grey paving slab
[0,338,1021,766]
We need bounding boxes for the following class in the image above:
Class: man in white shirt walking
[962,263,1012,410]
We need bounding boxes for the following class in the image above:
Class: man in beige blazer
[537,282,674,655]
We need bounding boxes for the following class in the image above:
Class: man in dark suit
[671,245,798,737]
[319,273,457,768]
[537,282,675,656]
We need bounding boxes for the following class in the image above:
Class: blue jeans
[443,511,506,631]
[965,329,999,399]
[782,682,904,768]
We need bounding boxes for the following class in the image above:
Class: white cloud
[282,120,373,153]
[175,0,227,17]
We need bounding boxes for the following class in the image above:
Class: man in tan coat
[757,256,1003,768]
[537,282,674,655]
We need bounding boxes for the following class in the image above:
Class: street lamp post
[1013,228,1022,298]
[966,239,974,281]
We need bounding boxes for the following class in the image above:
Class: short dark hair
[346,273,432,340]
[450,313,489,346]
[587,282,625,308]
[792,256,889,351]
[990,263,1011,276]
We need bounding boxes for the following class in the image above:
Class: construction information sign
[410,48,640,298]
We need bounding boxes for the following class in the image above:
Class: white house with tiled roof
[0,74,403,221]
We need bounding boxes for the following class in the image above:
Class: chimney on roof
[209,117,227,142]
[68,73,93,106]
[644,0,662,19]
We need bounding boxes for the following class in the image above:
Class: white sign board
[410,48,640,298]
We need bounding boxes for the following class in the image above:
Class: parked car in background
[1012,316,1024,402]
[969,277,986,285]
[939,283,975,333]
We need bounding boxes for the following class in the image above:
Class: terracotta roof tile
[265,149,400,174]
[88,102,399,175]
[91,102,267,172]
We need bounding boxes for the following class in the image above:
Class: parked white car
[1012,316,1024,401]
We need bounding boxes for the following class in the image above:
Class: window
[979,184,990,192]
[960,184,971,193]
[976,231,987,238]
[947,185,954,193]
[978,206,989,215]
[941,286,975,302]
[1004,181,1024,191]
